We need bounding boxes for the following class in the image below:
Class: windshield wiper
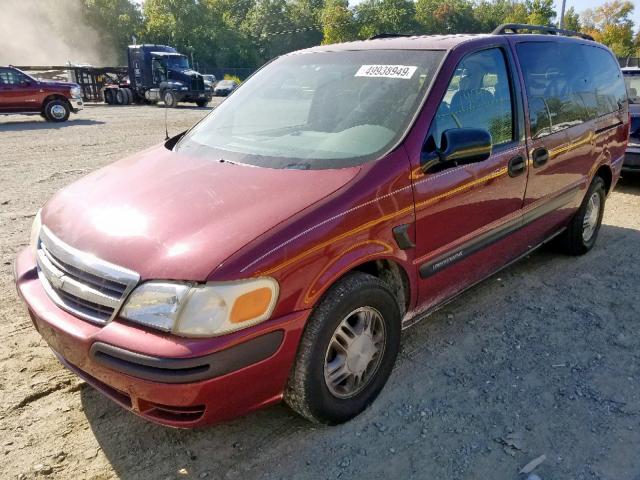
[284,163,310,170]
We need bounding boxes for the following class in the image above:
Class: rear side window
[517,42,626,139]
[429,48,514,148]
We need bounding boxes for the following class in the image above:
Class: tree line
[80,0,638,72]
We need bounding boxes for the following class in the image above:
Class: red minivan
[14,25,628,427]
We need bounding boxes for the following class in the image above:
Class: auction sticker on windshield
[355,65,418,79]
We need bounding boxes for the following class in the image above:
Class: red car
[14,25,628,427]
[0,66,83,122]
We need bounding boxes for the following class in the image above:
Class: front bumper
[14,248,309,428]
[175,90,212,102]
[69,96,84,112]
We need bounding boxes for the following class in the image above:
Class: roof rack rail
[369,33,412,40]
[492,23,594,41]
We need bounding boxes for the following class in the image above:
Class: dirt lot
[1,104,639,480]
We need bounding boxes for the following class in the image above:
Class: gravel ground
[1,104,639,480]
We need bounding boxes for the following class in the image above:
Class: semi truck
[104,44,212,107]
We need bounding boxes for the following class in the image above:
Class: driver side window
[429,48,514,149]
[0,69,24,85]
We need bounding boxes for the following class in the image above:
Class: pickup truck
[0,66,83,122]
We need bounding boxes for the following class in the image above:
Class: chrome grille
[35,226,140,325]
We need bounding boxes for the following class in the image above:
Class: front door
[409,44,529,314]
[0,68,40,112]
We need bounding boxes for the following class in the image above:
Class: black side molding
[90,330,284,384]
[419,187,579,278]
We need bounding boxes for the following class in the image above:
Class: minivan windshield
[175,50,445,169]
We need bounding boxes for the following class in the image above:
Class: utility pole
[559,0,567,29]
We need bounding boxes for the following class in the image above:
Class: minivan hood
[42,144,359,281]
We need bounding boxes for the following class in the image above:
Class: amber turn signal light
[230,287,274,323]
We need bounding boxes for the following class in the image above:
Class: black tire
[285,272,401,424]
[114,88,125,105]
[558,176,606,255]
[196,98,209,107]
[43,99,70,122]
[123,88,133,105]
[104,89,114,105]
[162,89,177,108]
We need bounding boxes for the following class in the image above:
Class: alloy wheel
[582,191,601,242]
[323,306,386,399]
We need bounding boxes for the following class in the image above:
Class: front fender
[209,147,419,319]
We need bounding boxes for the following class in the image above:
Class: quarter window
[580,44,627,117]
[429,48,514,148]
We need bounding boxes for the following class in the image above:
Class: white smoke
[0,0,117,66]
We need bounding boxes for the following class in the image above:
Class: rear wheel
[558,176,606,255]
[114,88,125,105]
[123,88,133,105]
[43,99,70,122]
[104,89,114,105]
[285,272,401,424]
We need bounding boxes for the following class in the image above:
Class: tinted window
[580,45,626,117]
[517,42,626,138]
[429,48,514,148]
[0,68,26,85]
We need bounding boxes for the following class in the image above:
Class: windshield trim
[174,48,449,170]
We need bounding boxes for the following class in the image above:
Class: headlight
[70,86,81,97]
[120,278,279,337]
[30,209,42,258]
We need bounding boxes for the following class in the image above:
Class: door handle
[508,155,526,177]
[532,147,549,168]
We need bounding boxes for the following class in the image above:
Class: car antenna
[164,97,169,140]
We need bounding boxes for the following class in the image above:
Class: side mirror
[421,128,492,172]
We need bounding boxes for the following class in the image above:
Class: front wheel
[163,90,177,108]
[44,99,70,122]
[558,176,606,255]
[196,99,209,107]
[285,272,401,424]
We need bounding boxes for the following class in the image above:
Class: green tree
[321,0,357,44]
[504,3,529,24]
[562,6,580,31]
[416,0,477,34]
[473,0,516,33]
[354,0,417,39]
[525,0,555,26]
[582,1,635,57]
